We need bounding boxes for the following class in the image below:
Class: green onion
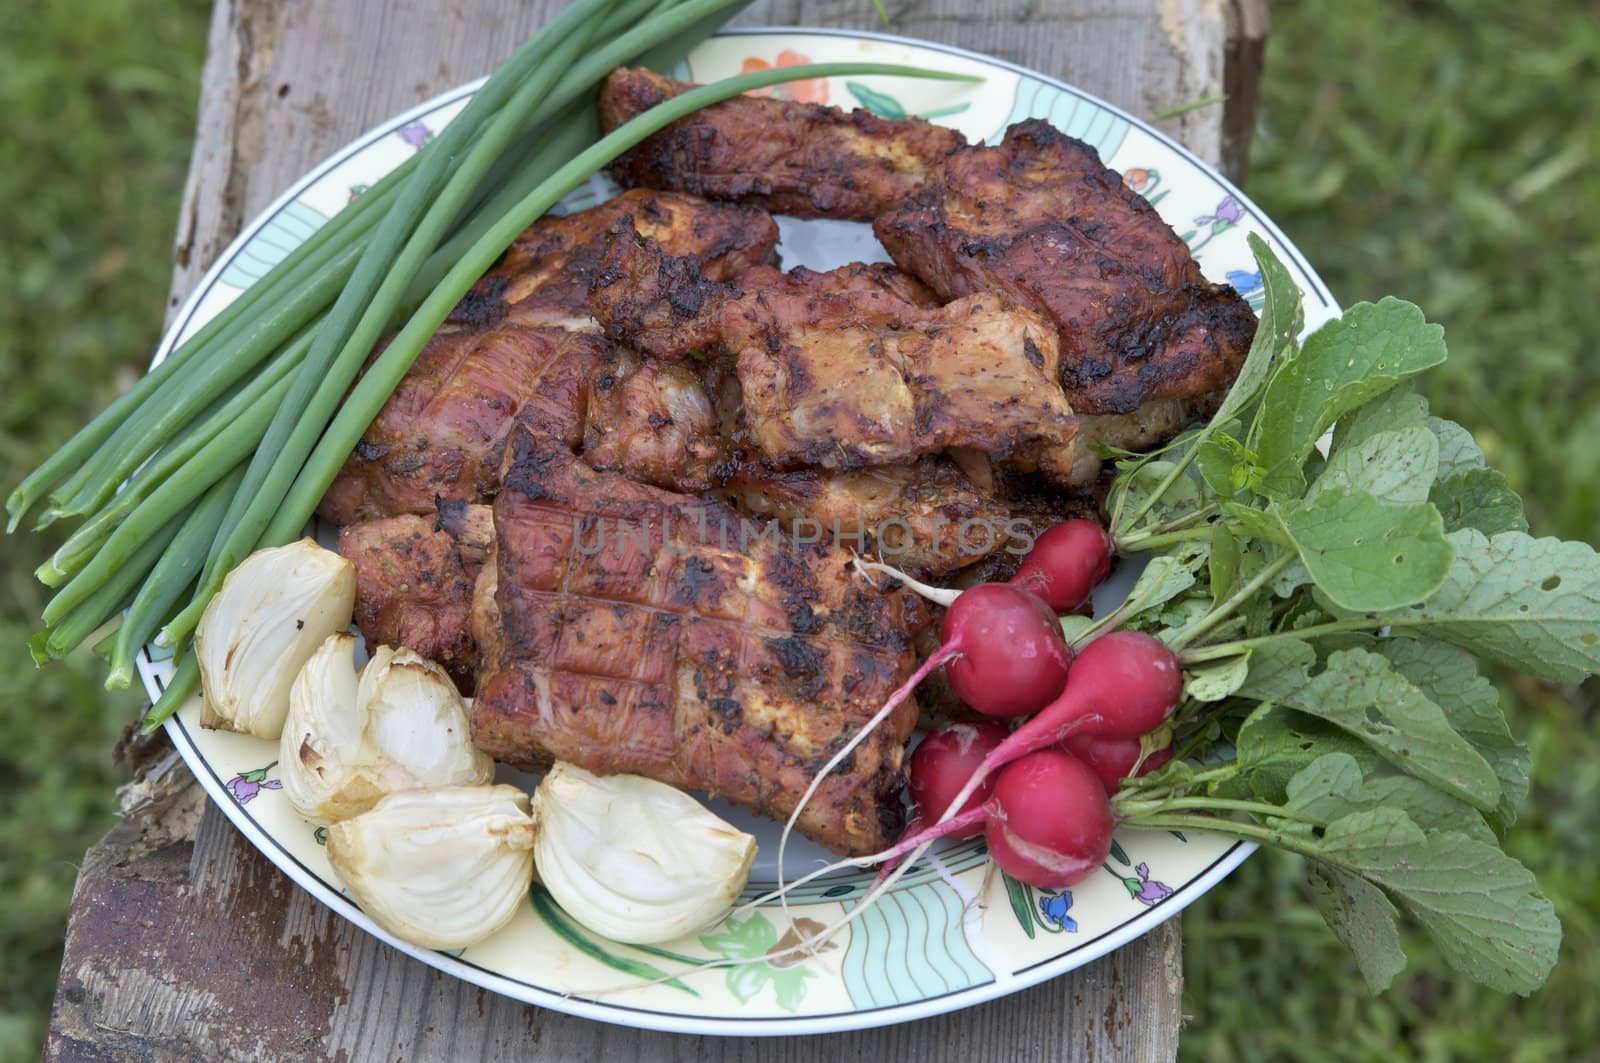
[202,0,625,574]
[172,0,755,643]
[105,466,243,690]
[40,359,303,627]
[33,511,186,663]
[38,329,311,585]
[143,653,200,734]
[8,146,420,532]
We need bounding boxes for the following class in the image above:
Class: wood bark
[50,2,1264,1058]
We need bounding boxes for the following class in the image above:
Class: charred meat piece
[588,253,940,366]
[454,188,778,331]
[337,502,494,692]
[319,327,608,525]
[591,230,1080,478]
[472,428,927,855]
[721,457,1017,576]
[874,119,1257,420]
[319,193,779,525]
[582,346,722,493]
[732,293,1077,471]
[597,67,966,221]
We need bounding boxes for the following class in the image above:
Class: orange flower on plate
[740,50,829,105]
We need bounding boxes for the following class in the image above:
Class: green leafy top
[1102,238,1596,997]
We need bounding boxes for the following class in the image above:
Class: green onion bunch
[7,0,974,731]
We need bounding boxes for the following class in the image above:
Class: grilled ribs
[874,119,1257,418]
[472,428,927,855]
[318,191,778,525]
[590,229,1080,478]
[583,346,723,493]
[337,501,493,692]
[598,67,966,221]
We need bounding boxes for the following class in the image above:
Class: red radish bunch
[938,585,1074,717]
[786,519,1182,899]
[897,629,1182,888]
[984,750,1114,886]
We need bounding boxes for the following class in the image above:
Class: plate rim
[150,23,1338,1036]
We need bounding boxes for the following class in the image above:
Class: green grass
[0,2,209,1057]
[0,0,1595,1058]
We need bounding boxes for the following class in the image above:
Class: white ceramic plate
[142,27,1339,1036]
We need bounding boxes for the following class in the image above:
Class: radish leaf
[1312,425,1439,506]
[1374,637,1529,830]
[1239,644,1501,810]
[1254,298,1447,499]
[1431,468,1527,536]
[1317,809,1560,996]
[1275,490,1453,611]
[1373,530,1600,682]
[1307,861,1408,994]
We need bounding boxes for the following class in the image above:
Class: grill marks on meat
[598,68,967,222]
[472,429,925,855]
[337,502,494,692]
[318,192,779,525]
[874,120,1257,418]
[591,229,1080,478]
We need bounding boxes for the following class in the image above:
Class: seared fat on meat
[472,428,927,856]
[318,191,778,525]
[597,67,966,222]
[875,119,1257,478]
[337,501,493,692]
[590,229,1081,480]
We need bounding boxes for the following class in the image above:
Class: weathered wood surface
[49,1,1266,1059]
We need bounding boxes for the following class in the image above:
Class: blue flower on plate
[1226,268,1263,297]
[1038,890,1078,932]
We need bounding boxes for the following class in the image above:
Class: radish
[985,749,1114,888]
[1062,733,1173,794]
[908,721,1010,840]
[834,747,1118,890]
[882,630,1181,858]
[1010,519,1113,613]
[940,584,1074,717]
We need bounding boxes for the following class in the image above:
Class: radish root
[772,641,961,944]
[851,558,960,607]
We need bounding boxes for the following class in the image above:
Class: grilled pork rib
[472,428,926,855]
[582,346,723,493]
[721,458,1017,576]
[318,191,778,525]
[590,229,1081,479]
[597,67,966,221]
[874,119,1257,418]
[337,501,493,692]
